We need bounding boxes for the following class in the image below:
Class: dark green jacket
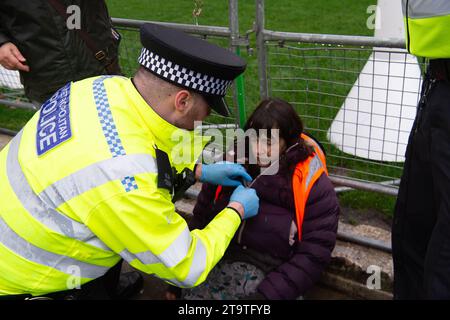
[0,0,121,103]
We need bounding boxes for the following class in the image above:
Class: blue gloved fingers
[220,163,252,186]
[221,177,244,187]
[229,185,260,220]
[230,166,253,183]
[230,185,245,202]
[231,184,245,193]
[200,162,253,186]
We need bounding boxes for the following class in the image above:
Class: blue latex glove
[229,185,259,220]
[200,161,252,186]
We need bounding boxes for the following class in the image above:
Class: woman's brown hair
[242,98,314,177]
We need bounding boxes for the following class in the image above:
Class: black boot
[113,271,144,299]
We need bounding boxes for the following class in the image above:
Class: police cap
[138,23,246,117]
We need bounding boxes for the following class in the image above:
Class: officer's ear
[174,90,194,115]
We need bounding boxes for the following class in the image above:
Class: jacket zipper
[237,220,246,244]
[235,144,299,245]
[405,0,411,53]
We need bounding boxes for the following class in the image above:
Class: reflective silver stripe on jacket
[161,237,207,288]
[305,155,322,188]
[403,0,450,18]
[39,153,157,208]
[119,228,192,267]
[7,130,157,254]
[303,134,326,170]
[0,216,109,279]
[175,236,207,287]
[6,131,98,243]
[120,229,208,287]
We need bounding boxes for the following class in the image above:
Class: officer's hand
[199,161,252,186]
[0,42,30,72]
[229,185,259,220]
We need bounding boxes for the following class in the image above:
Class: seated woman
[167,98,340,300]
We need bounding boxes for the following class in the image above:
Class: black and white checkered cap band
[138,48,233,96]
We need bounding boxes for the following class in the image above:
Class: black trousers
[392,71,450,299]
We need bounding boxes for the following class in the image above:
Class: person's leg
[392,73,437,299]
[101,259,123,297]
[424,81,450,299]
[182,260,265,300]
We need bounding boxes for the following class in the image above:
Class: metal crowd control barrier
[255,0,423,196]
[0,0,425,199]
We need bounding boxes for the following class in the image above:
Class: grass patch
[0,104,34,131]
[107,0,377,120]
[338,190,396,219]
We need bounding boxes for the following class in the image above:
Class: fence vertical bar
[229,0,247,128]
[256,0,268,100]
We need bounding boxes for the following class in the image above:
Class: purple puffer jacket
[190,145,340,300]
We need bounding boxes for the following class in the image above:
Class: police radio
[155,146,196,203]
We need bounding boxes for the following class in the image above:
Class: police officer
[0,23,259,299]
[393,0,450,299]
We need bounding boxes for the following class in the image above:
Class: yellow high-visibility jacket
[403,0,450,58]
[0,76,241,296]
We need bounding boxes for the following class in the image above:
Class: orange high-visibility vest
[293,133,328,241]
[213,133,328,242]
